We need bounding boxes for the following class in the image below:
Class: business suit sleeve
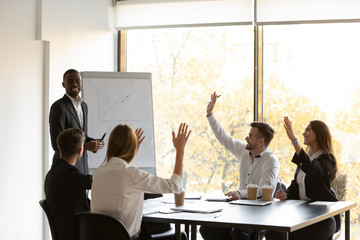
[69,170,92,191]
[49,102,66,152]
[286,178,300,200]
[292,149,335,177]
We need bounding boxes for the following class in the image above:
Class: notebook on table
[204,195,230,202]
[185,193,202,200]
[230,199,272,206]
[170,204,223,213]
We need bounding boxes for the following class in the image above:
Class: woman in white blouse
[266,117,339,240]
[91,123,191,239]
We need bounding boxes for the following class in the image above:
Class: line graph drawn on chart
[101,90,134,116]
[96,88,142,121]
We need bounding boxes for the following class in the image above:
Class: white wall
[0,0,44,239]
[0,0,115,239]
[42,0,116,106]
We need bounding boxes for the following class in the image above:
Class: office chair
[146,221,187,240]
[331,172,347,240]
[74,212,131,240]
[39,199,60,240]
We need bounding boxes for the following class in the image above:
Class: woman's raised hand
[172,123,191,150]
[283,116,297,141]
[135,128,145,151]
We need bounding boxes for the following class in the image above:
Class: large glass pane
[263,23,360,238]
[127,26,253,194]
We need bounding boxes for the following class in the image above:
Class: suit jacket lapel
[81,102,87,132]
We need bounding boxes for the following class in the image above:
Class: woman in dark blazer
[266,117,339,240]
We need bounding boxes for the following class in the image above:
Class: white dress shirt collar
[65,93,84,129]
[65,93,83,105]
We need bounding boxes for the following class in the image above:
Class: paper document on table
[171,203,223,213]
[309,201,336,207]
[143,209,159,215]
[230,199,272,206]
[205,195,230,202]
[185,193,202,199]
[273,200,307,206]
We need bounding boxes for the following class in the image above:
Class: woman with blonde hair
[266,117,339,240]
[91,123,191,239]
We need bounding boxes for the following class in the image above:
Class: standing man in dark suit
[49,69,104,175]
[45,128,92,240]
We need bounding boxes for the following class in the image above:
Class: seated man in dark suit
[44,128,92,240]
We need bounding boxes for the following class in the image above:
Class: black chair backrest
[74,212,131,240]
[39,199,59,240]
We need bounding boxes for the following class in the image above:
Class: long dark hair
[309,120,338,181]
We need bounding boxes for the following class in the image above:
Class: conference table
[143,195,356,240]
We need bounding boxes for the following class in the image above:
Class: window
[124,21,360,238]
[126,26,254,193]
[263,23,360,238]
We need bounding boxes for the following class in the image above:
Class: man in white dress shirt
[200,92,280,240]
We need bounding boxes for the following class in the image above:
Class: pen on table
[213,214,222,218]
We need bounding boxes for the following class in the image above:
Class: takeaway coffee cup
[174,191,185,206]
[261,185,273,201]
[247,184,258,200]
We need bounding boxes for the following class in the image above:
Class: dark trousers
[200,225,256,240]
[265,216,336,240]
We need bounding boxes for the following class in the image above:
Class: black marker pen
[100,133,106,141]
